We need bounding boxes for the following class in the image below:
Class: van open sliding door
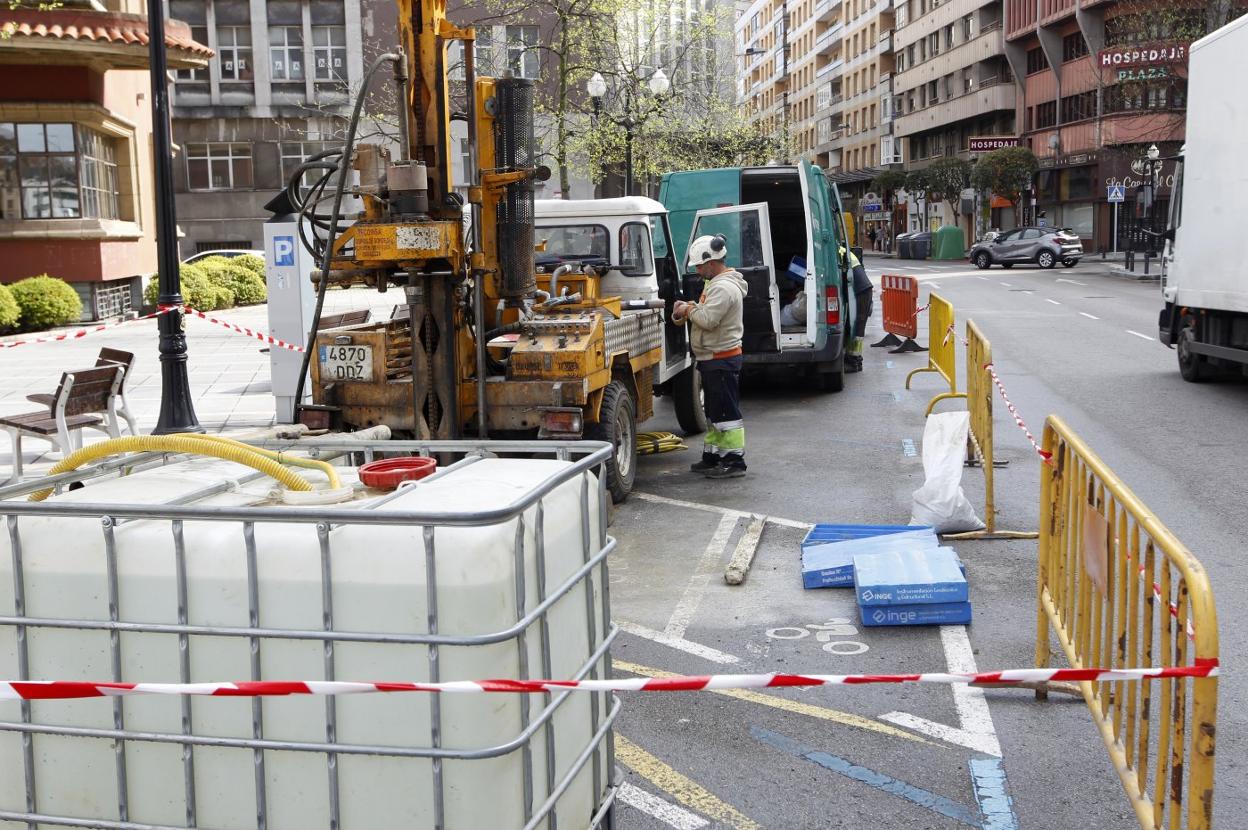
[687,203,780,353]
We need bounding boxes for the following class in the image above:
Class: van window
[537,224,608,263]
[649,216,670,259]
[687,211,766,271]
[619,222,654,276]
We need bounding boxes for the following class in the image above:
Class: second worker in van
[673,234,749,479]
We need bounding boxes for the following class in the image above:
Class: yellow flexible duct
[28,435,315,502]
[175,433,342,490]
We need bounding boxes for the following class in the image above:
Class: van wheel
[672,365,707,435]
[1177,318,1213,383]
[586,380,637,503]
[974,252,991,269]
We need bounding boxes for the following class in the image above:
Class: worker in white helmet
[672,234,750,478]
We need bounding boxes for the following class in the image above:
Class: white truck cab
[535,197,705,432]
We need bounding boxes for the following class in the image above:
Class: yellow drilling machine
[289,0,693,501]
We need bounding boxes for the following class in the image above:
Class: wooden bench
[26,347,138,436]
[319,309,372,329]
[1,364,126,484]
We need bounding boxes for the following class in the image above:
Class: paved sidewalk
[0,287,397,478]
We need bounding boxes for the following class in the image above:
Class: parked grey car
[969,227,1083,269]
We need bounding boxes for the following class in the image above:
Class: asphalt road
[608,256,1242,829]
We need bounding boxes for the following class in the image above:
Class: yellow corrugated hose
[176,433,341,489]
[637,432,687,455]
[27,434,326,502]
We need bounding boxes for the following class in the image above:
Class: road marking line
[970,758,1021,830]
[615,660,933,745]
[999,282,1012,287]
[616,621,740,665]
[615,735,762,830]
[724,514,767,585]
[880,626,1003,757]
[751,727,980,827]
[927,281,941,288]
[1046,299,1062,305]
[1056,278,1087,285]
[977,276,990,281]
[617,782,709,830]
[1080,312,1100,320]
[1127,329,1154,341]
[665,513,738,640]
[633,491,812,529]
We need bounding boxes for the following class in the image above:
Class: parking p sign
[273,235,296,267]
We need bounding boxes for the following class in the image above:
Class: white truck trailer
[1158,14,1248,380]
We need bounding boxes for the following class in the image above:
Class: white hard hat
[688,234,727,268]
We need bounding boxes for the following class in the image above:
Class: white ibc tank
[0,452,612,829]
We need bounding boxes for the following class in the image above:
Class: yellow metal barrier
[945,320,1038,541]
[905,292,963,415]
[1038,416,1218,829]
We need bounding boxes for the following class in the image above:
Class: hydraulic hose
[28,435,316,503]
[291,51,403,421]
[174,434,342,490]
[636,432,688,455]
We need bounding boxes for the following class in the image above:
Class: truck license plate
[319,344,373,381]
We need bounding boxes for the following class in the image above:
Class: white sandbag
[910,411,985,534]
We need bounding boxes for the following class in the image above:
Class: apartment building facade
[892,0,1015,237]
[0,1,210,319]
[1001,1,1234,250]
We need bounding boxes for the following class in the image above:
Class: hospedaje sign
[968,137,1020,152]
[1098,44,1188,68]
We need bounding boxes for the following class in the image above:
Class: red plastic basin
[358,456,438,490]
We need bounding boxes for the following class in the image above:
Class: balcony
[814,0,844,23]
[893,25,1005,92]
[816,57,845,78]
[815,22,844,54]
[892,79,1015,138]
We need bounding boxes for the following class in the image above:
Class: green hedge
[10,275,82,331]
[232,253,265,276]
[143,263,232,311]
[0,284,19,330]
[207,262,267,306]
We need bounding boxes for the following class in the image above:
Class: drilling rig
[289,0,684,501]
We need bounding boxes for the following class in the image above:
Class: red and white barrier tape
[982,361,1053,465]
[0,307,176,350]
[0,663,1219,700]
[178,306,305,353]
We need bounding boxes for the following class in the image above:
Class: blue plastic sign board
[860,601,973,627]
[1107,185,1126,203]
[853,547,968,605]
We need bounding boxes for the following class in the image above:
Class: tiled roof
[1,9,213,60]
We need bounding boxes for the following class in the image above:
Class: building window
[1060,90,1096,123]
[1062,32,1088,62]
[270,26,305,81]
[1105,79,1186,113]
[928,32,939,56]
[176,26,210,82]
[1026,47,1048,75]
[186,143,253,191]
[280,141,337,192]
[217,26,253,82]
[506,25,540,80]
[961,14,973,42]
[1035,100,1057,128]
[0,123,119,221]
[313,26,348,82]
[944,24,954,50]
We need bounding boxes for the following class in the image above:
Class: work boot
[690,453,719,473]
[703,462,747,479]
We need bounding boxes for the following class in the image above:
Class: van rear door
[687,203,780,354]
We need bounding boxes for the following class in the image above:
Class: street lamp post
[586,69,670,197]
[147,0,201,434]
[1143,143,1160,276]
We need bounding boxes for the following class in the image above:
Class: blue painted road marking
[970,758,1019,830]
[752,726,981,827]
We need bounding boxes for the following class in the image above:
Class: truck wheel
[672,365,707,435]
[587,380,637,503]
[1177,318,1212,383]
[1037,250,1056,269]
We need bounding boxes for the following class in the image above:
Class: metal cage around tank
[0,438,619,830]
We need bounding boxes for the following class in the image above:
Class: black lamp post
[147,0,201,434]
[586,69,670,197]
